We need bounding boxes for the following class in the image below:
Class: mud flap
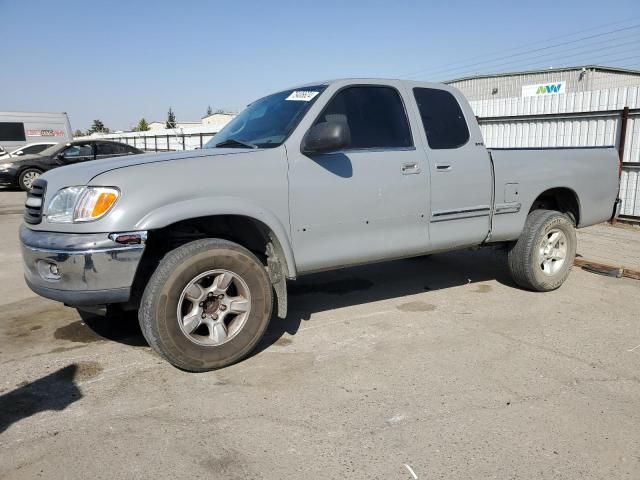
[266,243,288,319]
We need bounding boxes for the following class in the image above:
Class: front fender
[135,196,297,278]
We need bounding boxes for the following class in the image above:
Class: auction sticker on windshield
[286,91,320,101]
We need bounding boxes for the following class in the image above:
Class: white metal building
[447,65,640,221]
[147,121,201,131]
[201,112,235,127]
[448,65,640,101]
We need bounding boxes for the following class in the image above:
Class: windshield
[204,86,326,149]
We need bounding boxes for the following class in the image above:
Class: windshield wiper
[215,138,258,149]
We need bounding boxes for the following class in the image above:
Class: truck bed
[488,146,619,242]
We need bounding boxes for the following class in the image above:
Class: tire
[139,238,273,372]
[508,209,577,292]
[18,168,43,191]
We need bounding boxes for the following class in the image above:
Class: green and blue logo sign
[522,81,566,97]
[536,84,562,94]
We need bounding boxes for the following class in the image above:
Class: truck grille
[24,179,47,225]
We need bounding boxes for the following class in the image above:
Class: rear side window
[0,122,26,142]
[96,143,118,155]
[22,144,50,154]
[314,86,412,149]
[413,88,469,149]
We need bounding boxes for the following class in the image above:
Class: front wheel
[508,209,577,291]
[139,238,273,371]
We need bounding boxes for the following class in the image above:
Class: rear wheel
[508,209,576,291]
[18,168,42,191]
[139,238,273,371]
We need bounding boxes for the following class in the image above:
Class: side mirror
[302,121,350,155]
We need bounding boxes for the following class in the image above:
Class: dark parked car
[0,140,143,190]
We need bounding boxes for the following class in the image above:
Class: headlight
[0,163,13,170]
[47,186,84,223]
[47,186,120,223]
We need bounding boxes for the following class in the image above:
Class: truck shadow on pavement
[74,249,515,361]
[0,364,81,434]
[73,310,147,347]
[253,248,515,356]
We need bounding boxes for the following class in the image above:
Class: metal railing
[112,132,218,152]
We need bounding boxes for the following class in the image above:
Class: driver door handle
[401,162,421,175]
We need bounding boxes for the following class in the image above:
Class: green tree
[73,129,84,137]
[88,119,109,134]
[134,118,150,132]
[166,107,177,129]
[206,105,213,116]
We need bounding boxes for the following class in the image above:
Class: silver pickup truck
[20,79,620,371]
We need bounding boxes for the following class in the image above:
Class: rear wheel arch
[528,187,581,226]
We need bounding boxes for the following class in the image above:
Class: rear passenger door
[288,84,430,273]
[411,87,493,250]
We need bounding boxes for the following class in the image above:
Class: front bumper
[0,169,18,185]
[20,225,146,306]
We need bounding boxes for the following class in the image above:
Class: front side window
[63,143,93,158]
[413,88,469,149]
[205,86,326,149]
[0,122,26,142]
[313,86,413,149]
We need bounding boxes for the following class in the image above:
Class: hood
[39,147,259,189]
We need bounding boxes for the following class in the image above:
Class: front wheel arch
[127,214,291,317]
[136,200,297,278]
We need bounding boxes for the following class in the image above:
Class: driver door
[287,84,430,273]
[59,143,95,165]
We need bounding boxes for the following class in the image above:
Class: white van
[0,111,72,151]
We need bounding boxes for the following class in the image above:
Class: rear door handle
[401,162,421,174]
[436,163,451,172]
